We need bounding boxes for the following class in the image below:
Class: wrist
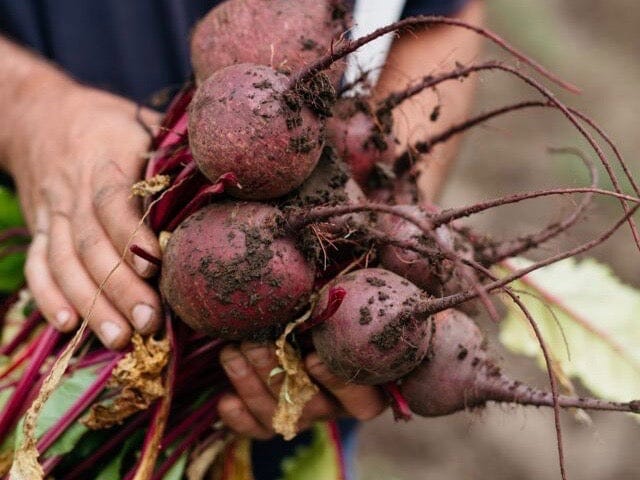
[0,40,79,174]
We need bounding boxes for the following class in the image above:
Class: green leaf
[498,257,640,402]
[280,423,341,480]
[163,452,188,480]
[0,187,27,292]
[95,434,140,480]
[0,388,16,454]
[14,367,98,455]
[0,252,26,293]
[0,187,24,229]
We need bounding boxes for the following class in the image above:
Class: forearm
[0,36,77,174]
[373,0,485,202]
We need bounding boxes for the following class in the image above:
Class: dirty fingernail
[100,321,124,348]
[132,303,156,333]
[133,255,155,277]
[54,310,73,330]
[244,346,273,368]
[222,355,249,378]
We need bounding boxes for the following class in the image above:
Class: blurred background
[356,1,640,478]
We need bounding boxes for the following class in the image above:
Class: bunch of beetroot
[144,0,640,444]
[2,1,640,478]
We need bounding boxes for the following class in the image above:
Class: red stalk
[327,421,347,480]
[130,244,162,267]
[72,349,120,370]
[182,339,223,364]
[0,337,40,382]
[63,412,150,480]
[297,287,346,333]
[383,382,412,421]
[150,84,194,151]
[37,354,124,454]
[144,397,225,480]
[164,182,225,232]
[0,310,43,357]
[0,227,30,244]
[0,326,60,440]
[163,171,240,231]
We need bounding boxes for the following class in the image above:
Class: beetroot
[326,97,396,187]
[311,268,432,385]
[378,204,477,298]
[188,63,325,200]
[160,202,315,340]
[400,309,488,416]
[399,309,639,418]
[190,0,351,86]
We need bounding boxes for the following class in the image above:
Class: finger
[91,160,160,278]
[48,211,132,349]
[297,392,341,432]
[306,353,386,421]
[24,208,78,331]
[220,345,278,431]
[217,394,274,440]
[72,207,162,334]
[239,342,283,398]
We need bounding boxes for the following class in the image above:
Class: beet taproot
[399,309,640,418]
[188,63,325,200]
[160,202,315,340]
[311,268,432,385]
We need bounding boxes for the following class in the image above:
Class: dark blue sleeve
[0,1,469,105]
[0,0,218,104]
[403,0,469,17]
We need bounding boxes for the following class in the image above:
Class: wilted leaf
[498,257,640,403]
[10,367,97,479]
[84,333,170,429]
[280,423,342,480]
[210,437,253,480]
[130,174,171,198]
[186,435,230,480]
[13,368,97,455]
[273,313,318,441]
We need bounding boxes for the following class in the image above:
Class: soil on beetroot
[356,1,640,478]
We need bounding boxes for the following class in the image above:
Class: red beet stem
[150,83,194,151]
[37,354,124,454]
[297,287,347,333]
[130,244,162,267]
[164,181,225,232]
[383,382,412,421]
[63,413,150,480]
[0,226,30,244]
[327,420,347,480]
[151,398,224,480]
[0,310,43,356]
[0,326,60,440]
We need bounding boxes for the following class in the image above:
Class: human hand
[5,80,163,349]
[217,343,387,439]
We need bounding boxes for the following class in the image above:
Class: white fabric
[344,0,407,92]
